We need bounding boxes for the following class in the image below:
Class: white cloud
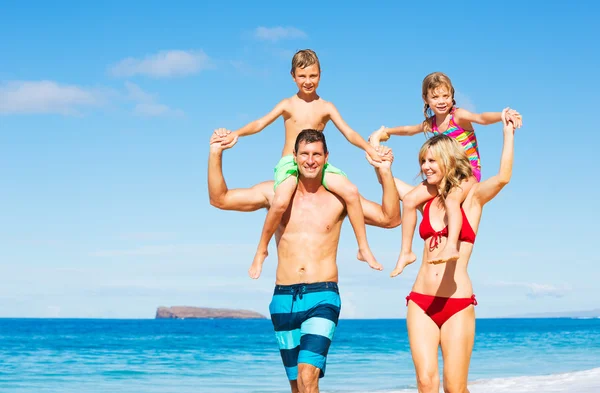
[110,50,211,78]
[494,281,569,298]
[254,26,307,42]
[124,81,184,117]
[0,80,105,115]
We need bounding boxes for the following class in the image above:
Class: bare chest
[286,104,329,131]
[281,192,344,233]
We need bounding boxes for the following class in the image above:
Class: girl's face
[421,148,444,185]
[425,86,453,116]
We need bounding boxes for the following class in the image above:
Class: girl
[369,72,521,273]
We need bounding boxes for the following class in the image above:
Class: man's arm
[208,132,273,211]
[327,102,381,162]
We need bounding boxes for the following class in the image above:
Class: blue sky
[1,1,598,319]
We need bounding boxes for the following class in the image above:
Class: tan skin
[208,131,399,393]
[370,86,522,273]
[216,63,385,278]
[390,110,518,393]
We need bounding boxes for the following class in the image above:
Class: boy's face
[292,64,320,95]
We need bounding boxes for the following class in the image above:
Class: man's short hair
[294,129,328,154]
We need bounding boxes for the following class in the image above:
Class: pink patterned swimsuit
[432,107,482,181]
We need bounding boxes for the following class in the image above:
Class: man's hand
[210,128,238,152]
[367,145,393,169]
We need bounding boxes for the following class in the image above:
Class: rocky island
[155,306,267,319]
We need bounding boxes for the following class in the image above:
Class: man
[208,128,399,393]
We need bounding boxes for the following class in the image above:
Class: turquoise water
[1,318,599,392]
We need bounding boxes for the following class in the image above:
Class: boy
[217,49,383,278]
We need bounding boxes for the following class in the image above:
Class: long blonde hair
[418,134,472,201]
[421,72,456,133]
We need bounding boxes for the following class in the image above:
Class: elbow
[385,215,402,229]
[498,171,512,186]
[379,212,401,229]
[498,177,510,186]
[209,196,225,209]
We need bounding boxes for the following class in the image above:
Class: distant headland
[155,306,267,319]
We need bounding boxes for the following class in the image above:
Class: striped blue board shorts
[269,281,341,381]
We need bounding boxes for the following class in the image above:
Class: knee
[271,193,292,212]
[297,365,319,393]
[334,181,359,200]
[416,372,440,393]
[443,380,468,393]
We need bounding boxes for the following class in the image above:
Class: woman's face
[421,148,444,185]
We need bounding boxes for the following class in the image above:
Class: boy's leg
[429,176,476,264]
[249,176,296,279]
[390,183,436,277]
[323,172,382,271]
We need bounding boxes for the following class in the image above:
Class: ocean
[1,318,599,392]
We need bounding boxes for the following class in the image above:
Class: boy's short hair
[291,49,320,74]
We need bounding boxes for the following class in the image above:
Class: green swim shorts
[273,154,347,190]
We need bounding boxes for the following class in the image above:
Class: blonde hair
[418,134,472,201]
[291,49,320,74]
[421,72,456,132]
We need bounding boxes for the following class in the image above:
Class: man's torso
[274,186,345,285]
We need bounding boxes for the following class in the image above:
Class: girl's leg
[430,176,475,264]
[390,183,436,277]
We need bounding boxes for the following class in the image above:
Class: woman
[391,109,520,393]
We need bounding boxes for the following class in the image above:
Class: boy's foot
[248,250,268,279]
[357,248,383,271]
[428,246,459,264]
[390,252,417,277]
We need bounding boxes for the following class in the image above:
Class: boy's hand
[220,132,236,147]
[210,128,238,151]
[366,146,393,168]
[366,146,383,163]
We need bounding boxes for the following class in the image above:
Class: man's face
[294,141,328,180]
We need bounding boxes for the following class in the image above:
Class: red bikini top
[419,198,476,250]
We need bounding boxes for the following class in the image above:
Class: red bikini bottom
[406,291,477,328]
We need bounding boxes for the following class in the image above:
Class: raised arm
[360,149,401,228]
[231,99,288,138]
[208,130,273,211]
[454,107,522,128]
[327,102,381,162]
[369,124,425,146]
[473,109,516,205]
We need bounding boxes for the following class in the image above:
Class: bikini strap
[471,294,477,306]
